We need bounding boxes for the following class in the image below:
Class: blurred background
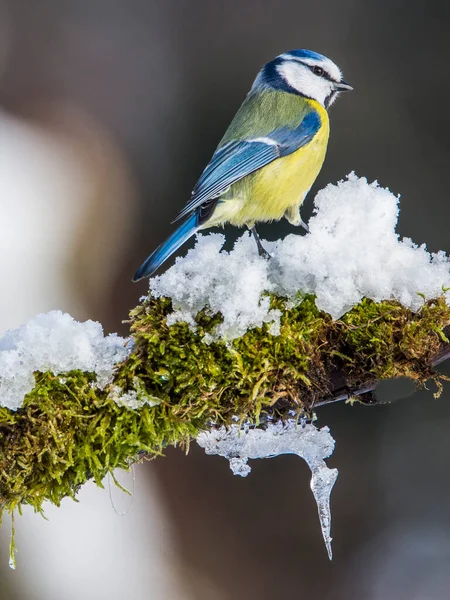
[0,0,450,598]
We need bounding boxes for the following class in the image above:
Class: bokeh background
[0,1,450,598]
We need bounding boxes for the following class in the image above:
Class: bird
[133,49,352,281]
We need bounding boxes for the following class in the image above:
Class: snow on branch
[149,173,450,337]
[1,174,450,563]
[0,311,130,411]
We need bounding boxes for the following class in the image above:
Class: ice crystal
[197,421,338,559]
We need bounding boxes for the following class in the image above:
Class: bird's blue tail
[133,212,198,281]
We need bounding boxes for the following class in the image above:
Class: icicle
[108,465,135,516]
[197,421,338,559]
[9,511,17,570]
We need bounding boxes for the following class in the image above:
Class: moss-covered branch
[1,293,450,518]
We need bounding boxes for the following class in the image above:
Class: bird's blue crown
[284,49,328,62]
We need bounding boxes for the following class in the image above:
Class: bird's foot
[299,218,310,234]
[258,246,271,259]
[250,226,271,259]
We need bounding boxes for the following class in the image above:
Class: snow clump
[149,174,450,340]
[0,310,130,410]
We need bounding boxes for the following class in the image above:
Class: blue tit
[133,49,352,281]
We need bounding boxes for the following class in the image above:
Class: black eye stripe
[292,59,338,83]
[310,65,335,82]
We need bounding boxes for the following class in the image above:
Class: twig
[315,333,450,409]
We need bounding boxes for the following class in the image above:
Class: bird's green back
[219,90,313,146]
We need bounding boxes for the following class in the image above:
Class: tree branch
[315,326,450,409]
[0,294,449,517]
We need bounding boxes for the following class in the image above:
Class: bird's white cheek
[277,63,331,106]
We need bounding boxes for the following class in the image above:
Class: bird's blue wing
[175,140,279,221]
[174,110,322,222]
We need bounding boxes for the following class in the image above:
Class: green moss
[0,369,192,516]
[0,293,449,517]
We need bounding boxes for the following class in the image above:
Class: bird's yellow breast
[207,100,330,228]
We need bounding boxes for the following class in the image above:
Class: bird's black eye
[313,66,325,77]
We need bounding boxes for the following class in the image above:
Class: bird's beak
[335,80,353,91]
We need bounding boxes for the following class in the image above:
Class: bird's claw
[300,219,310,234]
